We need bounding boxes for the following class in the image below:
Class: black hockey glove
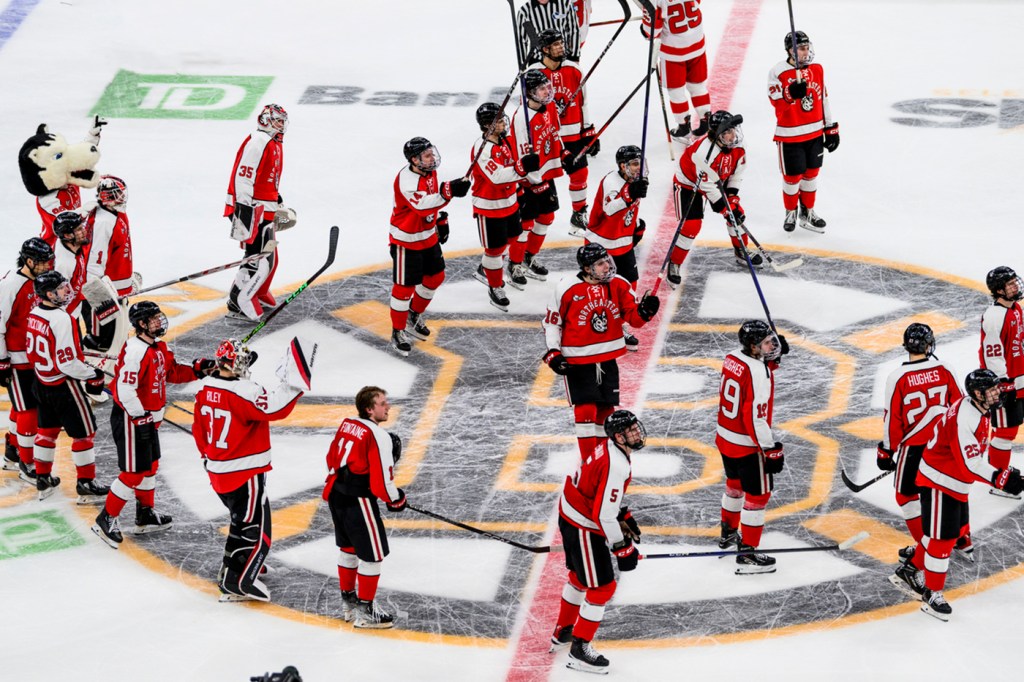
[777,334,790,356]
[543,349,570,376]
[632,219,646,246]
[637,291,660,321]
[192,358,217,378]
[763,442,785,474]
[993,467,1024,497]
[612,539,639,572]
[876,442,895,472]
[85,368,106,396]
[622,178,648,204]
[516,152,541,175]
[617,507,642,543]
[0,357,11,385]
[436,211,450,244]
[94,299,119,325]
[131,413,155,442]
[582,126,600,157]
[787,80,808,100]
[823,123,840,153]
[386,489,408,513]
[389,432,403,464]
[442,177,471,199]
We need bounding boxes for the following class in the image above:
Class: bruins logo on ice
[117,245,1022,645]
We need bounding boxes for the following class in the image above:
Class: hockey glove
[876,442,896,472]
[992,467,1024,496]
[787,80,808,100]
[94,298,119,325]
[582,127,600,157]
[132,412,155,442]
[777,334,790,356]
[561,148,584,174]
[390,431,403,464]
[441,177,471,200]
[632,219,646,246]
[0,357,11,385]
[84,368,106,396]
[726,194,745,226]
[637,291,660,321]
[617,507,642,543]
[436,211,450,244]
[517,152,541,175]
[386,489,408,513]
[543,349,570,376]
[621,178,649,204]
[192,358,217,378]
[823,123,840,153]
[612,539,639,572]
[763,442,785,474]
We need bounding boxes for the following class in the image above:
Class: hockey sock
[573,404,599,460]
[14,408,37,464]
[136,474,156,508]
[568,167,588,212]
[721,480,743,529]
[356,561,382,602]
[108,472,144,517]
[33,427,59,475]
[411,272,445,316]
[256,247,279,305]
[508,232,528,264]
[595,405,615,452]
[671,219,703,266]
[482,249,505,288]
[574,581,616,642]
[895,492,923,541]
[688,82,711,118]
[782,174,801,211]
[740,492,771,548]
[799,168,819,209]
[72,437,97,481]
[389,284,415,331]
[526,215,552,255]
[921,537,955,592]
[337,548,358,592]
[556,573,587,629]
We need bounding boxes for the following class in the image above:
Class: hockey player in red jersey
[51,211,91,319]
[715,320,790,574]
[25,270,109,503]
[891,370,1024,621]
[529,29,599,236]
[666,111,758,287]
[877,323,962,560]
[193,336,315,602]
[768,30,838,233]
[470,102,541,310]
[509,69,565,282]
[585,145,649,350]
[0,238,55,482]
[642,0,712,140]
[389,137,470,356]
[551,410,646,674]
[979,266,1023,494]
[324,386,407,629]
[542,244,660,461]
[224,104,292,322]
[91,302,215,549]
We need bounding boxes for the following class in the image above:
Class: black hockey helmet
[986,266,1022,301]
[33,269,68,303]
[784,30,811,51]
[538,28,563,49]
[739,319,781,361]
[476,102,506,133]
[524,69,553,104]
[903,322,935,355]
[708,110,744,149]
[403,136,441,172]
[129,300,168,337]
[965,368,1001,410]
[53,210,85,241]
[577,242,609,268]
[615,144,642,166]
[604,409,647,450]
[17,237,54,268]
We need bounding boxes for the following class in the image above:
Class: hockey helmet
[902,323,935,355]
[537,28,565,60]
[33,270,71,306]
[604,409,647,450]
[615,145,643,181]
[576,243,616,282]
[215,338,257,379]
[129,301,168,338]
[17,237,54,270]
[97,175,128,211]
[53,211,89,245]
[964,368,1002,411]
[475,102,509,134]
[986,266,1022,301]
[523,69,553,105]
[257,104,288,138]
[738,319,781,361]
[784,30,814,66]
[403,136,441,172]
[708,110,744,150]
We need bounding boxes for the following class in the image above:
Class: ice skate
[549,624,573,653]
[134,503,173,535]
[954,534,974,562]
[390,329,411,357]
[405,311,430,341]
[921,589,952,622]
[505,262,528,290]
[735,545,776,574]
[798,205,826,233]
[623,332,639,352]
[718,522,740,550]
[783,210,797,232]
[670,117,691,139]
[76,479,109,505]
[219,577,270,603]
[488,286,510,312]
[897,545,916,562]
[569,208,588,237]
[36,473,61,501]
[888,561,925,598]
[566,637,609,675]
[473,264,489,286]
[523,252,548,281]
[341,590,358,623]
[92,510,123,549]
[2,442,20,471]
[989,486,1021,500]
[18,460,37,485]
[666,263,682,288]
[734,247,763,269]
[353,599,394,629]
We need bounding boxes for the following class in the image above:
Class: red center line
[503,2,763,679]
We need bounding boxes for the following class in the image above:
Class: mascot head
[18,124,102,197]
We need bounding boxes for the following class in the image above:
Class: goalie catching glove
[275,336,318,392]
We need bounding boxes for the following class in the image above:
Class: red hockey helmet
[215,338,257,378]
[257,104,289,138]
[97,175,128,211]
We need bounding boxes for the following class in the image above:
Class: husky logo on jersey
[590,310,608,333]
[801,95,815,112]
[544,138,552,155]
[625,206,636,227]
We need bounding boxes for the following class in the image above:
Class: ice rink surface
[1,1,1023,680]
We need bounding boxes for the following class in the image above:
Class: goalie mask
[403,136,441,173]
[738,319,781,362]
[257,104,288,140]
[129,300,168,338]
[97,175,128,211]
[215,338,256,379]
[604,409,647,451]
[33,270,71,307]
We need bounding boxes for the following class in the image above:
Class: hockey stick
[720,185,778,331]
[463,69,527,179]
[637,0,657,176]
[507,0,534,148]
[655,66,676,161]
[560,0,631,116]
[134,243,275,296]
[408,504,561,554]
[841,468,892,493]
[591,16,641,28]
[572,67,656,163]
[639,531,869,560]
[240,225,339,344]
[734,221,804,273]
[85,361,198,420]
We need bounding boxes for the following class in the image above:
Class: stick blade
[840,468,869,493]
[838,531,870,550]
[326,225,339,264]
[771,257,804,272]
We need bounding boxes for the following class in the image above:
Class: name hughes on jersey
[906,369,943,387]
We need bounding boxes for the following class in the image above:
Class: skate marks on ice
[78,245,1024,643]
